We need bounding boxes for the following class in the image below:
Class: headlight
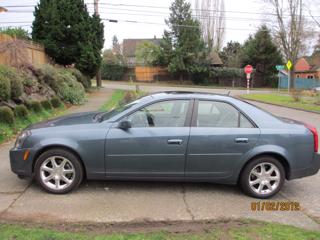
[14,130,31,149]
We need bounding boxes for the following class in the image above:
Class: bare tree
[194,0,225,51]
[0,38,30,67]
[267,0,308,89]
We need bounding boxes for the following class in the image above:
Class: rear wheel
[240,156,285,198]
[35,148,83,194]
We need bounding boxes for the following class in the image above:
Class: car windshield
[100,99,140,121]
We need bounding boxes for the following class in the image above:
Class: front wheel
[34,148,83,194]
[240,156,285,199]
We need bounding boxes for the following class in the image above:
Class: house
[122,37,162,66]
[207,51,223,67]
[295,51,320,79]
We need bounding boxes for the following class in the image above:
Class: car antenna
[227,91,231,96]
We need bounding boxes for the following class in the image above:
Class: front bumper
[289,153,320,180]
[10,147,36,177]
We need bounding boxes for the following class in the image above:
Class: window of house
[196,101,254,128]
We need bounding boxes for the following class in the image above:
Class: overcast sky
[0,0,319,50]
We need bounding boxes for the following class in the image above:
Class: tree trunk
[290,66,295,90]
[179,73,183,83]
[96,69,102,87]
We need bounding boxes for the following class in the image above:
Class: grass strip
[242,93,320,113]
[0,220,319,240]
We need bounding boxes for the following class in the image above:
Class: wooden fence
[0,33,49,66]
[135,66,168,82]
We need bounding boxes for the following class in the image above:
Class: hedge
[101,62,126,80]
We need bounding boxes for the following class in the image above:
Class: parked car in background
[312,87,320,92]
[10,92,319,198]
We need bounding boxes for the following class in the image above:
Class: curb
[239,97,320,115]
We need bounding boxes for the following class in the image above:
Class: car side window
[197,101,253,128]
[128,100,190,128]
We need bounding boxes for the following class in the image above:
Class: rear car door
[105,99,193,179]
[186,100,260,180]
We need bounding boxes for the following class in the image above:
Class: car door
[105,99,193,179]
[186,100,260,180]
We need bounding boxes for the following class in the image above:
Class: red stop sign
[244,65,253,74]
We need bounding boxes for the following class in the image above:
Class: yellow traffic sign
[286,60,292,70]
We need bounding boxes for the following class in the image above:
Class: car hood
[26,111,100,130]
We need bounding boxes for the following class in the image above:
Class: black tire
[240,156,285,199]
[34,148,83,194]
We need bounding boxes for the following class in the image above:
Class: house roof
[207,51,223,65]
[298,51,320,71]
[122,38,162,57]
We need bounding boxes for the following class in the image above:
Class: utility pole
[94,0,102,87]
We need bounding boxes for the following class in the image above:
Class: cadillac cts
[10,92,319,198]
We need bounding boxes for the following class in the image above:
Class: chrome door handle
[167,139,183,145]
[235,138,249,143]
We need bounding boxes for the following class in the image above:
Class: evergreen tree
[32,0,104,77]
[160,0,207,81]
[241,25,283,86]
[219,41,242,68]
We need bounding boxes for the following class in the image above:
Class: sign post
[244,65,253,94]
[286,60,292,92]
[276,65,285,92]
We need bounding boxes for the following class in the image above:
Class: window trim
[118,98,195,128]
[192,99,257,128]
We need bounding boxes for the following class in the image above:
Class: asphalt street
[0,84,319,230]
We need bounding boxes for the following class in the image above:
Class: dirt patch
[0,216,263,235]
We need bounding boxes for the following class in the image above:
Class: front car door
[186,100,260,181]
[105,99,193,180]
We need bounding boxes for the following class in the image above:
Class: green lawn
[0,105,66,145]
[241,93,320,113]
[0,221,319,240]
[99,90,145,112]
[99,90,126,111]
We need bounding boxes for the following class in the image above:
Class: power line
[2,3,320,18]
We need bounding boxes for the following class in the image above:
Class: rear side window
[196,101,254,128]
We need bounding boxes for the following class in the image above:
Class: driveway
[0,84,319,231]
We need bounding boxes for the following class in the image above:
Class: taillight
[304,123,318,152]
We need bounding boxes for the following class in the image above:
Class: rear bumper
[10,147,36,177]
[289,153,320,180]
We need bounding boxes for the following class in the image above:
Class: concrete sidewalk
[0,85,319,231]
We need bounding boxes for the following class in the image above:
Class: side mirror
[118,119,132,129]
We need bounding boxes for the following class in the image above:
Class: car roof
[144,91,234,101]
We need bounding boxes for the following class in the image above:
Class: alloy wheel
[40,156,75,191]
[248,162,280,195]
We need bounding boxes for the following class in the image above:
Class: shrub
[51,97,62,108]
[41,100,52,110]
[0,65,24,100]
[0,65,23,100]
[101,62,126,80]
[37,65,86,105]
[291,90,302,102]
[67,68,91,89]
[10,75,23,99]
[0,106,14,125]
[27,101,42,112]
[14,105,28,118]
[36,64,60,92]
[56,71,86,104]
[190,65,210,85]
[0,70,11,101]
